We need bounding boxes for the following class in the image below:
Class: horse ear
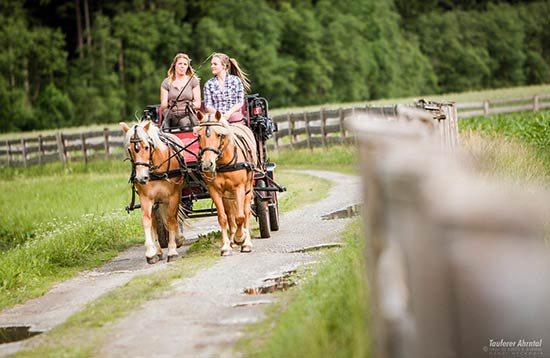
[143,121,151,131]
[215,111,223,122]
[197,111,205,123]
[120,122,130,132]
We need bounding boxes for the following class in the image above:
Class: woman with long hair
[203,52,250,123]
[160,53,201,128]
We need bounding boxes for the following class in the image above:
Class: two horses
[121,120,186,264]
[194,111,258,256]
[122,110,258,261]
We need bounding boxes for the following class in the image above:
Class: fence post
[20,138,28,168]
[339,107,346,143]
[320,107,327,148]
[534,95,539,112]
[6,140,12,166]
[287,112,294,150]
[56,132,67,166]
[304,112,311,150]
[483,100,490,115]
[38,135,44,165]
[80,133,88,164]
[103,128,110,160]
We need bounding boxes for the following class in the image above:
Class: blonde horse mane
[123,120,166,149]
[196,113,233,139]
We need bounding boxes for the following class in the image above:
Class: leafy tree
[193,0,291,106]
[35,83,75,129]
[276,2,331,105]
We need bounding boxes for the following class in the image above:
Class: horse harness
[127,124,187,183]
[197,122,256,173]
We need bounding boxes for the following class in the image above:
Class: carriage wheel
[268,191,280,231]
[154,203,185,249]
[254,179,270,238]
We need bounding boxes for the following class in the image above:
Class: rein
[198,121,256,173]
[127,124,187,183]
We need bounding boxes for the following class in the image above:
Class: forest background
[0,0,548,133]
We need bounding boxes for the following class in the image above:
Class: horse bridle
[197,122,228,162]
[128,124,156,170]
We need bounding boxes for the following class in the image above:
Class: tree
[35,83,75,129]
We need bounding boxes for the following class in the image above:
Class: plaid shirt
[203,74,244,114]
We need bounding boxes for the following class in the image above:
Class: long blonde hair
[212,52,250,93]
[167,53,195,82]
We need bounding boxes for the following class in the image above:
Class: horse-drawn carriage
[123,94,285,259]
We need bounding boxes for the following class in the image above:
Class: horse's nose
[201,161,215,172]
[137,174,149,184]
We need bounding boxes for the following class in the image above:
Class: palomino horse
[194,111,258,256]
[120,120,186,263]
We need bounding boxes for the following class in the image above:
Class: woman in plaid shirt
[203,53,250,123]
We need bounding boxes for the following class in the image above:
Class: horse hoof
[241,245,252,253]
[230,242,239,249]
[221,250,232,257]
[167,254,179,262]
[158,253,165,261]
[146,256,159,264]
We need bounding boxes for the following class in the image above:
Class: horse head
[194,111,232,173]
[121,120,157,184]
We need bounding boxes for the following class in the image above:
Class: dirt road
[0,170,361,357]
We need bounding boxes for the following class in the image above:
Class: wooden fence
[1,93,548,167]
[0,128,123,167]
[349,102,550,358]
[458,93,550,118]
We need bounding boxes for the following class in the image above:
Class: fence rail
[1,93,548,167]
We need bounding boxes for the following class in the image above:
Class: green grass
[459,111,550,179]
[0,211,142,310]
[239,218,370,358]
[0,160,136,250]
[270,145,359,175]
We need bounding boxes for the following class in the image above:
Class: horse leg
[166,195,180,262]
[211,191,231,256]
[223,196,238,248]
[141,200,160,264]
[240,188,254,253]
[233,185,246,245]
[150,204,164,261]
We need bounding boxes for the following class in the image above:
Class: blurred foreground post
[350,101,550,358]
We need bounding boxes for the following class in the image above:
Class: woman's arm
[225,101,244,117]
[224,76,244,117]
[160,87,169,110]
[192,84,201,110]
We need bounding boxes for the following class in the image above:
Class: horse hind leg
[240,190,254,253]
[223,197,239,247]
[166,199,181,262]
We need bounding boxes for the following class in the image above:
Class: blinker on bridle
[128,124,155,168]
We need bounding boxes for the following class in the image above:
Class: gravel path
[0,170,361,357]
